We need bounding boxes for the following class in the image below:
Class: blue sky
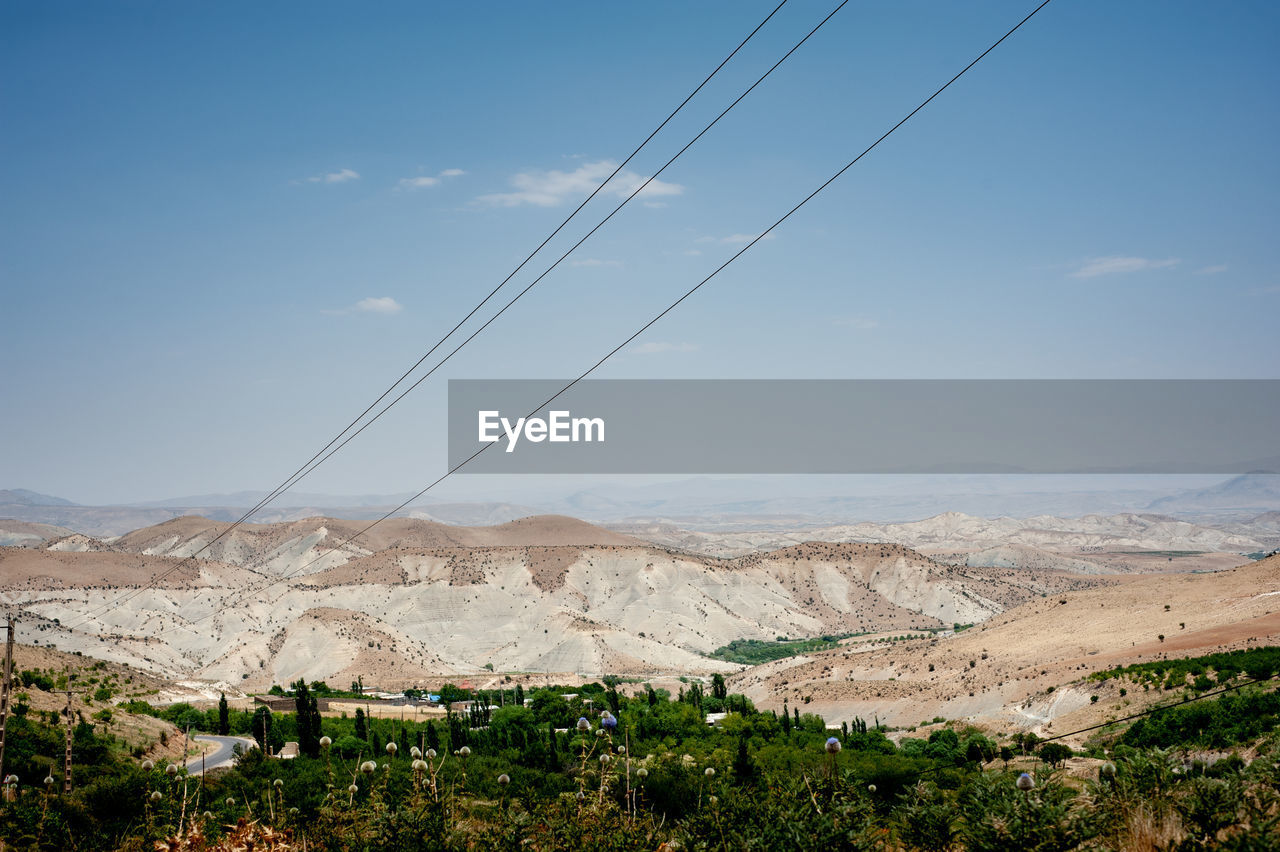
[2,1,1277,505]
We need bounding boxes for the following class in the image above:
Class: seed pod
[498,773,510,786]
[319,736,332,748]
[141,760,154,771]
[1016,773,1035,791]
[165,764,179,777]
[360,761,377,775]
[704,767,715,777]
[386,742,397,755]
[412,759,428,772]
[149,791,162,802]
[273,779,283,789]
[459,746,471,757]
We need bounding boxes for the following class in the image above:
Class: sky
[2,1,1278,506]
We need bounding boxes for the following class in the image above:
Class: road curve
[186,735,257,774]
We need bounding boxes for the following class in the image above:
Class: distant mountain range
[3,474,1279,537]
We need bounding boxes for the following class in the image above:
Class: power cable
[147,0,1055,636]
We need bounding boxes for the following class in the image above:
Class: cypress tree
[217,692,230,736]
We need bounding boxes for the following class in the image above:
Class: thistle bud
[576,717,590,731]
[165,764,179,777]
[636,767,648,779]
[348,784,359,794]
[498,773,510,786]
[704,767,715,777]
[426,748,437,759]
[141,760,154,771]
[1016,773,1035,791]
[360,761,376,775]
[319,736,332,748]
[459,746,471,757]
[273,779,283,789]
[825,737,842,754]
[386,742,398,755]
[149,791,162,802]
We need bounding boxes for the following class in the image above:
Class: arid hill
[733,554,1280,740]
[0,515,1117,689]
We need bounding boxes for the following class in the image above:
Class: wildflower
[412,759,428,772]
[141,760,154,771]
[410,746,421,758]
[460,746,471,757]
[636,768,648,779]
[576,717,590,731]
[149,791,162,802]
[273,779,283,789]
[601,712,618,731]
[360,761,377,775]
[867,784,877,794]
[600,754,611,765]
[386,742,398,755]
[498,773,510,785]
[704,767,715,777]
[426,748,437,759]
[165,763,179,777]
[1016,773,1035,791]
[348,784,359,795]
[825,737,842,754]
[319,736,332,748]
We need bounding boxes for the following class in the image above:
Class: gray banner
[447,380,1280,474]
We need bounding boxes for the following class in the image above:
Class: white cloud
[630,341,697,355]
[682,249,702,256]
[355,296,403,314]
[305,168,360,184]
[833,315,878,330]
[1069,256,1180,278]
[570,258,622,268]
[1195,264,1228,275]
[399,176,440,189]
[476,160,683,207]
[438,168,466,177]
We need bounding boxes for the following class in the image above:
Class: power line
[154,0,1054,634]
[63,0,791,631]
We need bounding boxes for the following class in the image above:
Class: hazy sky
[2,1,1277,505]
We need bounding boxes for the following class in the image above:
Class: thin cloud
[1070,256,1180,278]
[630,341,697,355]
[1195,264,1228,275]
[721,232,777,244]
[476,160,683,208]
[569,258,622,268]
[305,168,360,184]
[324,296,404,316]
[398,168,466,190]
[355,297,402,314]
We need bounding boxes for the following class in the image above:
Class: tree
[293,679,321,758]
[514,683,524,706]
[217,692,230,736]
[354,707,367,741]
[1039,742,1073,768]
[711,673,727,700]
[251,706,273,751]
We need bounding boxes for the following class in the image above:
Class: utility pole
[0,617,14,781]
[63,690,74,794]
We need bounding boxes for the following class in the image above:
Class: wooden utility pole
[63,690,74,794]
[0,617,14,781]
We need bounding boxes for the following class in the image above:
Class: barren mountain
[0,515,1116,689]
[0,519,75,548]
[614,511,1267,563]
[733,554,1280,740]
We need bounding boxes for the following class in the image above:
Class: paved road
[186,735,257,774]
